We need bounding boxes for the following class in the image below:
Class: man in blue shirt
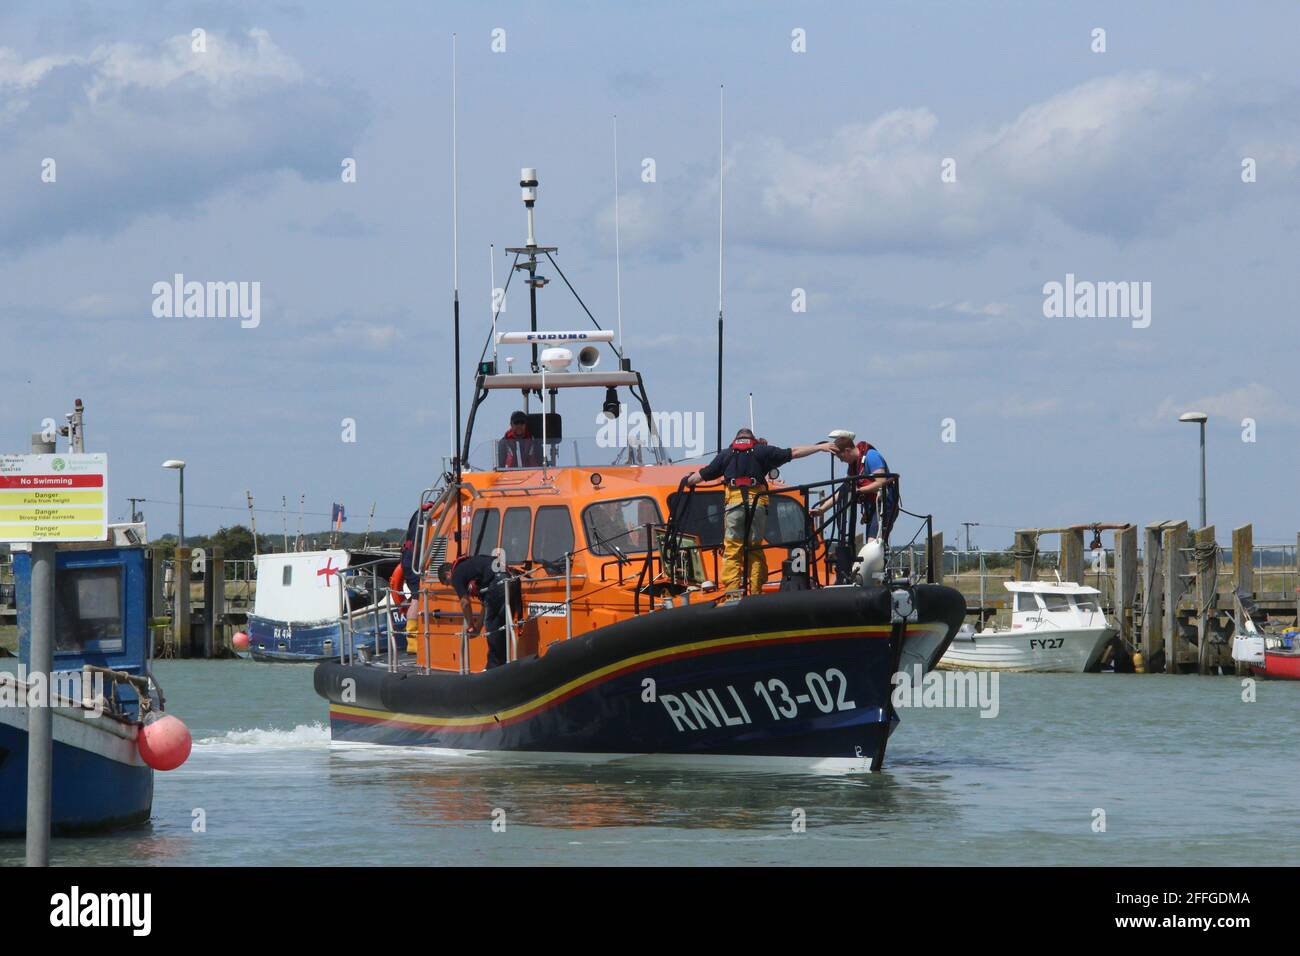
[815,429,899,543]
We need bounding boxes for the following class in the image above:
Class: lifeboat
[312,169,965,771]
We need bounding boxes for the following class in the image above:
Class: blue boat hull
[248,613,401,663]
[0,718,153,838]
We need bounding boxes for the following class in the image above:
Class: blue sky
[2,1,1298,547]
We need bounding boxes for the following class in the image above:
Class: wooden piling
[1161,522,1188,674]
[1014,529,1037,582]
[931,531,944,584]
[150,544,167,623]
[1142,522,1167,666]
[1232,525,1253,598]
[174,546,192,658]
[204,546,226,658]
[1114,525,1137,651]
[1061,529,1084,583]
[1193,525,1216,675]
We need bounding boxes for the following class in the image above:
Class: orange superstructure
[408,461,817,672]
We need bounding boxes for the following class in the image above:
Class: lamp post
[1178,413,1207,529]
[162,460,186,546]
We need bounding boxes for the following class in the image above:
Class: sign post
[1,447,108,865]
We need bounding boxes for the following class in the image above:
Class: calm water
[2,660,1297,866]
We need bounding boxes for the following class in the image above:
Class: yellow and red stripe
[331,622,944,734]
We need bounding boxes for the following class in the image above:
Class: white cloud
[645,71,1300,255]
[1155,384,1300,425]
[0,30,366,253]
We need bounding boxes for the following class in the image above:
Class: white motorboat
[938,581,1115,673]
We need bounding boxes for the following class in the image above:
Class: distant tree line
[149,525,407,562]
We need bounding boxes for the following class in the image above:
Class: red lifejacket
[501,427,541,467]
[849,441,879,497]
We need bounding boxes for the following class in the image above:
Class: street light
[161,460,186,547]
[1178,413,1207,529]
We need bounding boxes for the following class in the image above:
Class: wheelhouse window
[282,565,292,586]
[667,491,725,546]
[764,495,810,547]
[501,507,532,564]
[666,491,808,548]
[583,497,663,555]
[54,565,123,653]
[1042,594,1073,612]
[1073,595,1099,612]
[1015,592,1040,613]
[470,508,501,556]
[532,506,575,566]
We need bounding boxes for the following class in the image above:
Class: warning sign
[0,454,108,542]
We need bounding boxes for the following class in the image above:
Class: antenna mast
[451,33,463,550]
[490,243,498,365]
[614,114,624,354]
[716,85,725,453]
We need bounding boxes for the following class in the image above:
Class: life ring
[389,565,411,614]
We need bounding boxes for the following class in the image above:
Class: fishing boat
[0,539,179,836]
[248,548,405,663]
[939,580,1115,673]
[313,168,966,771]
[1230,606,1300,680]
[2,404,188,838]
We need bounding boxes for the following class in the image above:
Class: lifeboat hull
[314,585,964,770]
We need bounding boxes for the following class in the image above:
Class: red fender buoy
[232,630,250,651]
[138,714,192,771]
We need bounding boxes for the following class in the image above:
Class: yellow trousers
[721,486,768,594]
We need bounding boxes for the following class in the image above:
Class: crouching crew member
[438,556,508,670]
[687,428,831,596]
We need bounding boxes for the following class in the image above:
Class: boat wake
[194,722,331,751]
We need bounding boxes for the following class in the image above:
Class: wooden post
[1142,523,1167,666]
[174,546,192,658]
[205,546,226,658]
[1161,522,1188,674]
[1061,529,1084,583]
[1231,525,1253,601]
[1114,525,1137,652]
[1014,529,1037,582]
[930,531,944,584]
[150,544,167,623]
[1194,525,1216,674]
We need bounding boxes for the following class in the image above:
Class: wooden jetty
[929,522,1299,674]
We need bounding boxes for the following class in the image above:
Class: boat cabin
[1005,581,1105,631]
[12,540,155,718]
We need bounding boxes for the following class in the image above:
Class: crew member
[498,410,541,468]
[686,428,832,596]
[399,502,435,600]
[437,556,509,670]
[815,429,899,542]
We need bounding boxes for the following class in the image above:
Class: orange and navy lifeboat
[313,170,964,771]
[315,410,964,772]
